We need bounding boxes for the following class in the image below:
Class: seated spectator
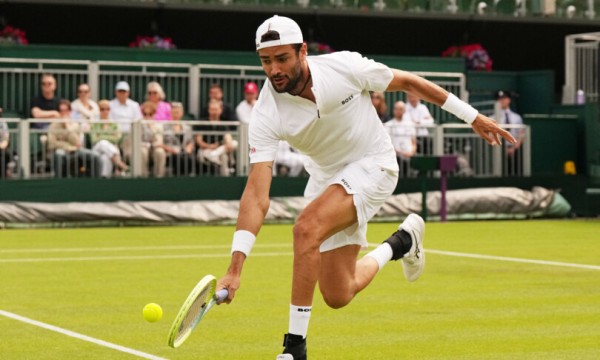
[140,101,166,178]
[195,100,238,176]
[236,82,259,123]
[109,81,142,132]
[145,81,171,121]
[30,74,61,129]
[370,91,390,123]
[161,102,194,176]
[109,81,142,161]
[406,93,434,154]
[48,100,102,178]
[90,100,128,177]
[384,101,416,176]
[1,108,14,178]
[200,83,236,120]
[274,141,305,177]
[71,83,99,121]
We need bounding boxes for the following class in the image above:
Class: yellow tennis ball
[143,303,163,323]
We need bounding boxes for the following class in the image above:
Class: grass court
[1,220,599,359]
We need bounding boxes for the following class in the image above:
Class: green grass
[1,220,599,359]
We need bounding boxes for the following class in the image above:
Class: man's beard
[269,62,303,94]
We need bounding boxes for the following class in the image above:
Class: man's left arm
[385,69,516,146]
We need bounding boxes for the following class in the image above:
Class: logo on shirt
[341,94,354,105]
[340,178,352,190]
[250,147,256,154]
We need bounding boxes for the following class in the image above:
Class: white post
[237,122,249,176]
[188,65,200,118]
[563,35,576,104]
[434,125,444,156]
[493,141,503,177]
[523,126,531,177]
[88,62,100,102]
[131,121,143,177]
[18,121,30,179]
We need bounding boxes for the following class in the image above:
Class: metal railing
[563,32,600,104]
[392,123,531,179]
[1,119,529,180]
[0,58,468,121]
[2,118,248,180]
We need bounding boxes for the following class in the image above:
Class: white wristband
[442,93,478,125]
[231,230,256,257]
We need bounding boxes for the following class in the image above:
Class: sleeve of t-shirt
[248,107,280,164]
[343,51,394,92]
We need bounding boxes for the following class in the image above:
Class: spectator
[200,83,236,120]
[30,74,61,129]
[384,101,416,176]
[145,81,172,121]
[162,102,195,176]
[405,93,434,154]
[494,90,525,175]
[370,91,390,123]
[195,99,238,176]
[109,81,142,132]
[48,100,102,178]
[1,108,14,178]
[236,82,259,123]
[140,101,166,178]
[71,83,99,121]
[91,99,128,177]
[274,141,305,177]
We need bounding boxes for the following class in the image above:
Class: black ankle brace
[383,230,413,261]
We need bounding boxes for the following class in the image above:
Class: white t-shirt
[71,99,100,121]
[405,102,434,136]
[249,51,398,180]
[236,100,254,124]
[384,115,416,155]
[109,98,143,132]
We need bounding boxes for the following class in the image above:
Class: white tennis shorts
[304,156,399,253]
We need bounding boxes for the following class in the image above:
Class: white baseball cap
[115,81,130,91]
[255,15,303,50]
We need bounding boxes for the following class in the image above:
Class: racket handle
[215,289,229,303]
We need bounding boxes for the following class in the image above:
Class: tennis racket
[167,274,229,348]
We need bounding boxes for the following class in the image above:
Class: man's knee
[293,217,322,253]
[321,291,352,309]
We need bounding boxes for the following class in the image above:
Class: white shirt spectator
[109,98,143,132]
[249,51,398,184]
[405,101,434,136]
[71,99,100,121]
[496,108,523,146]
[384,115,416,157]
[236,100,254,124]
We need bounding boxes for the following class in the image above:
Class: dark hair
[59,99,71,111]
[259,30,302,54]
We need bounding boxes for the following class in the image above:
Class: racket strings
[176,284,214,339]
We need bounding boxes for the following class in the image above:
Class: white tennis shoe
[276,355,294,360]
[399,214,425,282]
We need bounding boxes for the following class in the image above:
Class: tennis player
[217,15,515,360]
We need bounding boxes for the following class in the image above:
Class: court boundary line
[1,244,599,271]
[0,309,168,360]
[0,252,293,263]
[0,243,288,254]
[425,249,600,271]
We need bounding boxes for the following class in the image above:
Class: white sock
[288,304,312,338]
[366,243,394,271]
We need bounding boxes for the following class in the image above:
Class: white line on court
[0,243,289,254]
[0,252,293,263]
[425,249,600,271]
[0,309,167,360]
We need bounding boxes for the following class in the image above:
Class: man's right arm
[31,107,60,119]
[217,160,273,303]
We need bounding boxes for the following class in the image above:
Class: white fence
[563,32,600,104]
[0,58,467,120]
[0,119,529,180]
